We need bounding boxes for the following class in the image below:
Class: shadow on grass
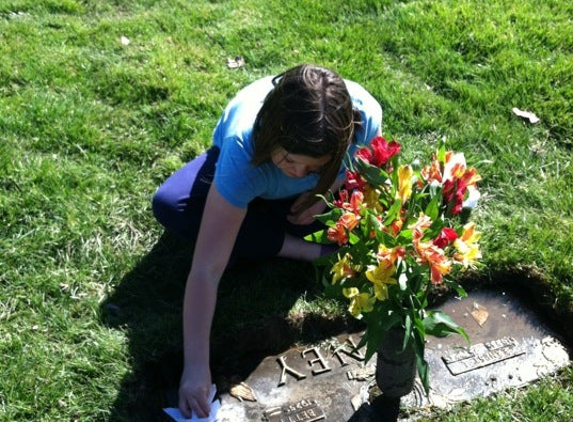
[99,232,573,422]
[99,232,361,421]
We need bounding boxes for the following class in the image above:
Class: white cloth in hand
[164,384,220,422]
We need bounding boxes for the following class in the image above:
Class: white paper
[463,187,481,209]
[164,384,219,422]
[512,107,540,124]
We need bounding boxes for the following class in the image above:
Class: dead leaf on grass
[470,302,489,327]
[229,381,257,402]
[226,56,245,69]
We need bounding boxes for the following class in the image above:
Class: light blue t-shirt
[212,76,382,209]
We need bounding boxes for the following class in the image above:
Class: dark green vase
[375,327,417,398]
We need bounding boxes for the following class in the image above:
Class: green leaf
[416,355,430,395]
[323,279,344,297]
[355,159,389,186]
[361,308,402,362]
[383,198,403,226]
[424,192,441,221]
[374,229,395,249]
[304,230,332,245]
[348,231,361,245]
[312,251,337,268]
[448,281,468,298]
[313,208,342,225]
[423,311,470,343]
[437,142,447,163]
[396,229,413,244]
[403,314,412,350]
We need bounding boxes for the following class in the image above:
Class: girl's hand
[178,364,212,418]
[287,192,326,225]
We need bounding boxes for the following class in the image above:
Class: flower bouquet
[310,136,482,395]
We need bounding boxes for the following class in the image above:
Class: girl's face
[271,147,332,178]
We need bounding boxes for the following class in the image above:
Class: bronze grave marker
[215,287,570,421]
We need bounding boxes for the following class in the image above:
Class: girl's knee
[151,186,203,243]
[152,186,177,227]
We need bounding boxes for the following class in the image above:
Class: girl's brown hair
[252,64,361,208]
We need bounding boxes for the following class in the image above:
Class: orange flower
[376,244,406,266]
[414,240,452,285]
[421,155,443,184]
[461,167,482,188]
[327,212,360,246]
[349,190,364,214]
[327,225,347,246]
[340,212,360,231]
[408,213,432,240]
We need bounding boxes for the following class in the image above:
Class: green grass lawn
[1,0,572,421]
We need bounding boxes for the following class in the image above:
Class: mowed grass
[1,0,572,421]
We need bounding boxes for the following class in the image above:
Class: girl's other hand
[287,192,325,225]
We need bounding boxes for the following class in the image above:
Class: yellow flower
[397,164,413,202]
[365,262,398,301]
[363,185,384,213]
[331,253,356,284]
[343,287,375,317]
[453,222,482,267]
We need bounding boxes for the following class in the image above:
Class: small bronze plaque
[442,336,526,375]
[264,399,326,422]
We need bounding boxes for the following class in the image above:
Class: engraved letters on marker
[276,335,528,385]
[301,347,332,376]
[275,337,365,387]
[264,399,326,422]
[269,338,366,420]
[442,336,526,375]
[277,356,307,386]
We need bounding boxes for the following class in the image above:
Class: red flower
[356,136,401,168]
[443,179,467,215]
[433,227,459,248]
[344,169,367,191]
[370,136,401,167]
[355,148,373,165]
[333,189,349,209]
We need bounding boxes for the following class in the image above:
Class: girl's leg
[233,198,328,261]
[152,147,220,242]
[277,233,322,261]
